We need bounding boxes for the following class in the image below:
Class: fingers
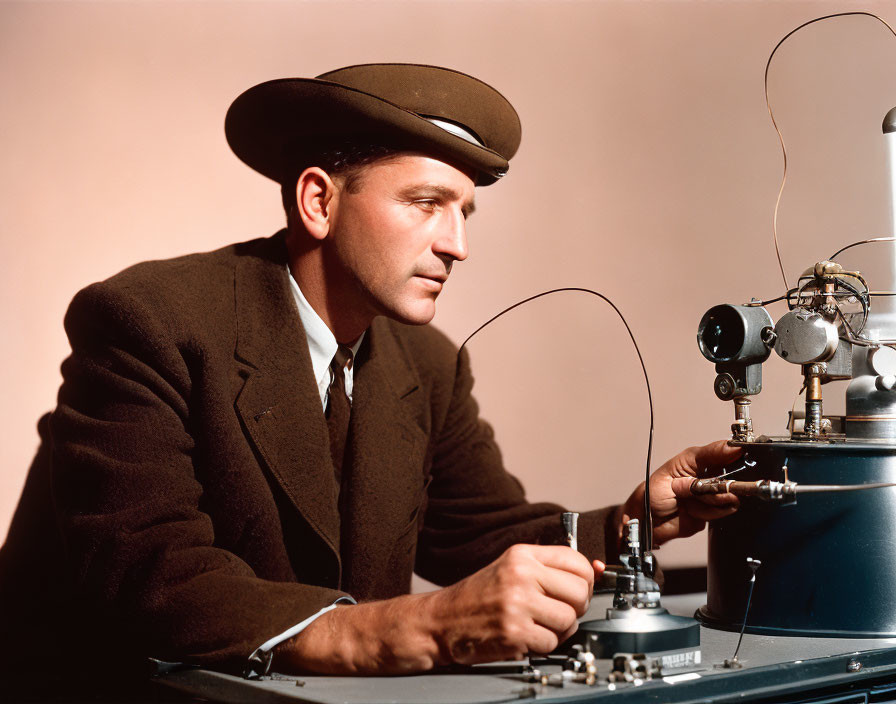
[533,561,592,617]
[518,544,595,597]
[527,620,579,656]
[670,476,696,498]
[527,544,595,581]
[499,544,592,636]
[670,475,740,522]
[507,591,582,655]
[436,546,592,664]
[650,440,741,489]
[524,589,581,633]
[694,439,743,473]
[670,476,739,504]
[649,442,744,545]
[438,544,599,664]
[679,497,738,521]
[500,544,593,610]
[556,619,580,648]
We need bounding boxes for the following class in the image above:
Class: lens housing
[698,304,773,364]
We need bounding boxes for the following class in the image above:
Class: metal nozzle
[626,518,640,559]
[563,512,579,552]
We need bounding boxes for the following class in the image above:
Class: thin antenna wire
[460,288,655,552]
[829,236,896,261]
[715,458,757,480]
[727,558,761,667]
[765,12,896,290]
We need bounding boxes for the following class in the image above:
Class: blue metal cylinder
[699,439,896,637]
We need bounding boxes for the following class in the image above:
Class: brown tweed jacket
[0,232,617,675]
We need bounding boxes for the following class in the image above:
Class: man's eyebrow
[398,184,476,216]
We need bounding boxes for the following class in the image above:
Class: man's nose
[434,211,469,263]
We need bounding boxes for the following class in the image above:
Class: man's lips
[415,273,448,284]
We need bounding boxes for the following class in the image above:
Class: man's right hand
[429,544,600,664]
[274,544,602,675]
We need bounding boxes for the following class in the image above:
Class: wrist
[354,594,443,672]
[276,594,446,674]
[395,591,451,669]
[420,584,470,667]
[272,607,348,674]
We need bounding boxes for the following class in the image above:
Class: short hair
[280,138,409,215]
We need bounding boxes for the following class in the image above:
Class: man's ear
[295,167,338,241]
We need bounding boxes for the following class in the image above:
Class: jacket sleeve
[49,281,348,673]
[414,345,620,586]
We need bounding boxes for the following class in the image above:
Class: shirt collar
[287,268,365,398]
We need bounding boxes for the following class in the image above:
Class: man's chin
[384,300,438,326]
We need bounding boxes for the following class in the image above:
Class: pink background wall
[4,1,896,569]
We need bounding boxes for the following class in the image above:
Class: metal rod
[563,512,579,552]
[793,482,896,493]
[729,558,761,667]
[691,477,896,500]
[804,365,824,438]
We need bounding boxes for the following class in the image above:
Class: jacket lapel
[340,318,428,594]
[231,235,342,562]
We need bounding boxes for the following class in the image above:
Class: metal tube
[732,397,754,441]
[563,512,579,552]
[884,107,896,316]
[690,477,896,500]
[804,366,824,437]
[626,519,640,559]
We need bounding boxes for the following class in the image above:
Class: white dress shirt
[288,270,364,408]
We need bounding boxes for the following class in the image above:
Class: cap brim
[225,77,514,186]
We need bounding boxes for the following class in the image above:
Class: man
[0,64,739,684]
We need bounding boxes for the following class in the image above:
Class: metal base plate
[569,612,700,658]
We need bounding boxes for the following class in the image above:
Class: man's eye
[414,200,437,211]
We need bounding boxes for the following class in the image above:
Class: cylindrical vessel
[841,109,896,437]
[699,438,896,637]
[846,321,896,439]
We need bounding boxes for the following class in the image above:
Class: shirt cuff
[244,595,356,678]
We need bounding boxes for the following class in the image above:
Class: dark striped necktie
[326,345,353,480]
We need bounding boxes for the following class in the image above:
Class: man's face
[326,153,476,327]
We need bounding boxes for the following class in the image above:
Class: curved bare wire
[765,12,896,289]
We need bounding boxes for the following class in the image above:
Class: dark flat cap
[225,63,521,186]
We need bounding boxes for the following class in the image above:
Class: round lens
[698,306,744,362]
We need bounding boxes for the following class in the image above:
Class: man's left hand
[619,440,743,547]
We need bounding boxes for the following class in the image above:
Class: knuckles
[459,544,591,658]
[530,632,559,656]
[503,543,533,564]
[573,588,590,617]
[494,545,534,589]
[499,621,526,650]
[502,559,529,583]
[558,602,579,627]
